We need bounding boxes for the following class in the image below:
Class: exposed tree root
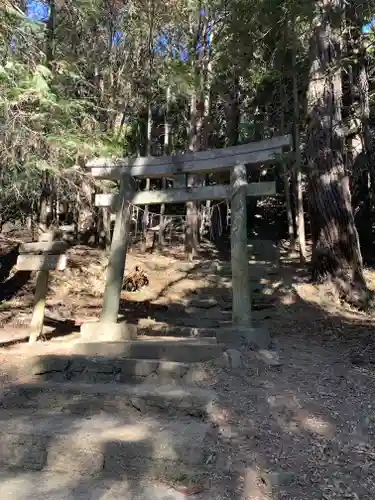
[311,247,374,311]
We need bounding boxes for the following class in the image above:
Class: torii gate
[84,134,292,344]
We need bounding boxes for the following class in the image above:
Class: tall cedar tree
[306,0,369,305]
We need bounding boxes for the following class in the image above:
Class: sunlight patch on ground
[298,412,334,436]
[101,423,151,442]
[292,279,375,324]
[268,394,335,438]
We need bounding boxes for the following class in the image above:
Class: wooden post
[16,239,69,344]
[29,270,49,343]
[230,163,251,327]
[100,174,133,323]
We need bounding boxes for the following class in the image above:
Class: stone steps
[0,472,190,500]
[0,412,214,475]
[3,338,225,385]
[14,356,210,385]
[17,337,224,362]
[0,335,224,497]
[71,339,224,362]
[1,381,216,418]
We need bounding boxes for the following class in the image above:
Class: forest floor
[1,235,375,499]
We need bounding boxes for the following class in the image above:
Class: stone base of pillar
[79,321,137,343]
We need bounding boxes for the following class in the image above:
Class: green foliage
[0,2,127,211]
[1,0,375,218]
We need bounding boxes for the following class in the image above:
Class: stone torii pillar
[230,163,252,328]
[217,163,272,352]
[80,174,138,342]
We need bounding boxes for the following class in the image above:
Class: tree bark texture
[280,77,295,247]
[184,8,208,260]
[292,15,306,262]
[159,86,170,247]
[185,92,200,260]
[306,0,368,303]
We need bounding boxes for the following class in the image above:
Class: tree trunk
[38,3,56,235]
[341,8,373,258]
[280,77,295,247]
[306,0,368,305]
[184,8,207,259]
[77,178,95,243]
[46,0,56,69]
[142,4,155,253]
[39,173,50,233]
[201,31,214,240]
[291,16,306,263]
[185,92,199,260]
[344,2,375,196]
[39,195,49,232]
[159,86,170,247]
[142,102,152,252]
[225,76,240,148]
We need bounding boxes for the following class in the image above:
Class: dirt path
[197,333,375,499]
[1,240,375,499]
[192,243,375,499]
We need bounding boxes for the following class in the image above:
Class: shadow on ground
[1,242,375,498]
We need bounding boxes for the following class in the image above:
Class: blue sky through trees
[363,20,375,33]
[26,0,49,21]
[22,1,375,59]
[25,0,211,61]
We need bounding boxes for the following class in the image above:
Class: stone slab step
[10,337,224,363]
[0,472,190,500]
[1,382,216,418]
[138,336,218,343]
[70,339,225,362]
[13,356,209,385]
[0,412,213,476]
[1,339,225,385]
